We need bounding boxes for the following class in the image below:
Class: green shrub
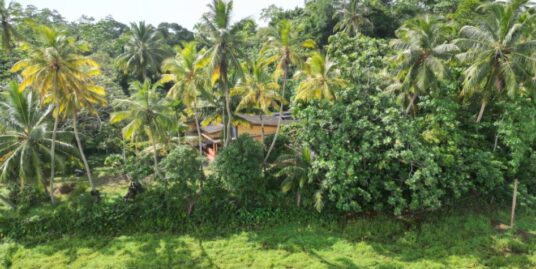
[296,82,505,215]
[213,135,264,204]
[103,154,123,169]
[160,146,205,215]
[124,155,153,181]
[7,186,48,213]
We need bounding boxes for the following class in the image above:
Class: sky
[16,0,305,30]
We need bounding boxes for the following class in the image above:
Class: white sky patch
[16,0,304,29]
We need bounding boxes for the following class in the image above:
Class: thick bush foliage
[214,135,264,202]
[160,146,205,214]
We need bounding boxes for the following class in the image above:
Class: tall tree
[263,19,314,163]
[454,0,536,122]
[0,0,18,51]
[294,51,346,102]
[12,25,106,202]
[232,56,282,147]
[0,82,74,206]
[161,41,207,154]
[388,15,458,114]
[110,80,175,177]
[117,21,168,81]
[332,0,372,37]
[200,0,243,147]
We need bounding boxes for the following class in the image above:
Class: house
[194,112,295,158]
[234,112,295,142]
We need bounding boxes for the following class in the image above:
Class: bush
[7,186,48,213]
[213,135,264,204]
[0,183,320,240]
[296,82,505,215]
[160,146,205,215]
[124,155,153,181]
[104,154,123,169]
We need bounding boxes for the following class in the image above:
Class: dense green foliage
[2,207,536,268]
[0,5,536,267]
[214,135,264,203]
[161,146,205,215]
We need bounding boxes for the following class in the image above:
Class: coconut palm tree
[200,0,243,147]
[455,0,536,122]
[388,15,458,114]
[117,21,168,81]
[274,145,314,208]
[232,56,282,146]
[294,51,346,102]
[11,25,106,202]
[161,41,208,154]
[332,0,372,37]
[262,19,315,164]
[0,0,18,51]
[0,82,75,205]
[110,80,175,177]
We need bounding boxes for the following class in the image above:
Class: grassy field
[1,208,535,269]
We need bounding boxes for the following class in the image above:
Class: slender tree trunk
[220,109,227,150]
[296,191,301,207]
[223,75,232,147]
[405,94,417,115]
[264,65,288,164]
[49,116,59,205]
[194,107,203,155]
[476,100,487,123]
[150,135,160,177]
[260,114,265,147]
[187,198,195,216]
[73,114,96,192]
[0,194,15,210]
[143,70,148,82]
[510,179,519,228]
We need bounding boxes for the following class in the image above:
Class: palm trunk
[264,65,288,164]
[296,191,301,207]
[187,198,195,216]
[223,77,233,147]
[0,194,15,210]
[150,135,160,177]
[143,70,148,82]
[405,94,417,115]
[510,179,518,228]
[260,113,265,146]
[73,114,96,192]
[476,100,487,123]
[194,107,203,155]
[49,116,59,205]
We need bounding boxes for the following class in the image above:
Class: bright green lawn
[2,209,535,269]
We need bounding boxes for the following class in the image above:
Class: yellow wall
[238,125,277,142]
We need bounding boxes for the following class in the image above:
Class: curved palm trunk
[150,135,160,178]
[186,197,196,216]
[223,74,233,147]
[259,113,265,147]
[0,194,16,210]
[264,65,288,164]
[510,179,519,228]
[476,100,487,123]
[405,94,417,115]
[260,113,266,171]
[73,114,96,192]
[194,107,203,155]
[49,115,59,205]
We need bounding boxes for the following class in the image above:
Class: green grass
[2,209,535,269]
